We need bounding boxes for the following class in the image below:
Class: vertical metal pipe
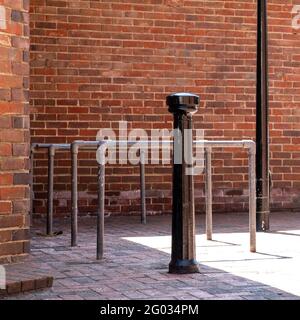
[140,150,147,224]
[71,143,78,247]
[249,144,257,252]
[256,0,270,231]
[205,147,213,241]
[47,145,55,235]
[29,145,35,228]
[167,93,200,274]
[97,146,105,260]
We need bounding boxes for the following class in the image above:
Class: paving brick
[6,282,21,294]
[1,213,300,300]
[21,279,35,292]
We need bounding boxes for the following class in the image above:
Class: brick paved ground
[1,212,300,300]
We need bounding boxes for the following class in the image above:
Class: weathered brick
[0,185,26,201]
[0,129,24,143]
[0,242,24,256]
[0,102,23,115]
[0,75,23,88]
[11,10,24,23]
[6,281,21,294]
[21,279,35,292]
[35,277,48,289]
[0,89,11,101]
[12,143,28,157]
[0,116,11,129]
[12,229,30,241]
[0,173,13,186]
[12,116,29,129]
[12,199,30,214]
[11,36,29,49]
[0,230,11,243]
[0,215,25,228]
[13,173,30,185]
[0,143,12,156]
[0,201,12,214]
[0,158,25,171]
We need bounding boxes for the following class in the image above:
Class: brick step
[0,263,53,297]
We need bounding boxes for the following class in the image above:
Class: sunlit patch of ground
[124,227,300,296]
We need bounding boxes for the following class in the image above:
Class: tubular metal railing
[31,139,256,259]
[31,143,70,235]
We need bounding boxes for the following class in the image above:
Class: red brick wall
[0,0,30,262]
[30,0,300,218]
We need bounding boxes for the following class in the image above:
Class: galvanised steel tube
[248,141,257,252]
[70,140,110,247]
[197,140,257,252]
[256,0,270,231]
[69,139,256,255]
[205,147,212,241]
[139,150,146,225]
[47,145,55,235]
[201,140,249,148]
[97,141,107,260]
[70,140,158,245]
[33,143,70,149]
[97,162,105,260]
[71,142,79,247]
[29,145,35,228]
[32,143,71,236]
[71,141,108,247]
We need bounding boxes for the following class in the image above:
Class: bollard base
[36,231,63,237]
[169,259,200,274]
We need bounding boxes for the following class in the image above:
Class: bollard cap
[166,92,200,115]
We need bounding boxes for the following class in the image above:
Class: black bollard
[167,93,200,274]
[256,0,270,231]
